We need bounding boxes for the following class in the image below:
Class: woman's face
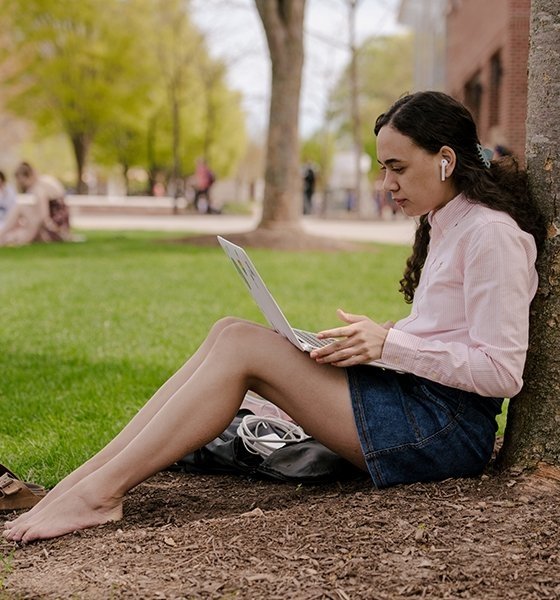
[377,125,456,217]
[15,172,30,192]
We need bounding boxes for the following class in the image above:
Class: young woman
[3,91,545,543]
[0,162,71,247]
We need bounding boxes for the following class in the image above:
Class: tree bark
[255,0,306,231]
[70,133,91,195]
[498,0,560,470]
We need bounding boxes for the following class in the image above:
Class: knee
[210,317,267,349]
[212,319,268,355]
[211,316,246,336]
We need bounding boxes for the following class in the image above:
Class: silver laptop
[217,236,402,372]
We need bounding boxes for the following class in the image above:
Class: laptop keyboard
[294,328,335,349]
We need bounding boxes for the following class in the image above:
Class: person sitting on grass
[3,91,545,544]
[0,162,71,247]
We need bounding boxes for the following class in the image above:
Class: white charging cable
[236,415,310,458]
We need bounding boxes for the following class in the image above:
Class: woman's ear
[440,146,456,178]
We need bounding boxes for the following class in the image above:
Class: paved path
[72,213,416,245]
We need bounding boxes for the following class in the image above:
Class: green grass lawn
[0,231,412,487]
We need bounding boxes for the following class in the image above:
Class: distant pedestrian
[0,162,71,246]
[0,171,17,225]
[193,159,217,214]
[303,164,315,214]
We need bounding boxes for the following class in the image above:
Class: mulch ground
[2,461,559,599]
[166,230,373,252]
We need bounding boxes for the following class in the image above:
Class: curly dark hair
[374,91,546,303]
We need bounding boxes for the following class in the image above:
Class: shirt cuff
[381,328,422,372]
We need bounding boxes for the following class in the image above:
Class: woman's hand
[309,309,393,367]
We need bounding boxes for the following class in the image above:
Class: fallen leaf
[240,507,265,518]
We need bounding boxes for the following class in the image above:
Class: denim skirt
[347,365,502,489]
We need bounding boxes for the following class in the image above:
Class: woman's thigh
[214,321,367,470]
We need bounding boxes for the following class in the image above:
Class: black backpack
[170,409,365,484]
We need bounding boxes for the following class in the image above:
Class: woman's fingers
[311,339,366,364]
[311,310,389,366]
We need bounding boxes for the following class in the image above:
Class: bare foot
[3,484,123,544]
[3,493,51,530]
[4,461,103,530]
[4,483,69,530]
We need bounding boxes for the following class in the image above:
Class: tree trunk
[348,0,363,215]
[171,83,181,214]
[255,0,306,232]
[498,0,560,470]
[147,114,158,195]
[122,163,130,196]
[70,132,91,195]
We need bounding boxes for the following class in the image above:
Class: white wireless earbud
[440,159,449,182]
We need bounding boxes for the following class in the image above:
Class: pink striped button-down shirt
[381,193,538,398]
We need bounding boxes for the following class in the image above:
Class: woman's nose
[383,173,398,192]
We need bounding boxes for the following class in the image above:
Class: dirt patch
[166,229,373,252]
[2,461,559,599]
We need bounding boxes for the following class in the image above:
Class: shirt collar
[428,193,474,237]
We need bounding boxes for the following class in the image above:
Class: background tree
[346,0,364,214]
[1,0,247,196]
[498,0,560,477]
[2,0,151,193]
[150,0,205,204]
[328,33,413,176]
[192,56,248,179]
[93,112,152,196]
[255,0,306,232]
[138,0,246,198]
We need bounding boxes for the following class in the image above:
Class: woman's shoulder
[464,200,524,233]
[462,201,537,259]
[34,175,65,198]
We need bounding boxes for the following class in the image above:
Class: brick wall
[446,0,530,162]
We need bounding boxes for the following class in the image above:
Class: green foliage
[4,0,151,143]
[328,33,414,175]
[300,130,336,190]
[1,0,247,189]
[17,134,75,185]
[0,232,410,487]
[0,549,14,592]
[496,399,509,436]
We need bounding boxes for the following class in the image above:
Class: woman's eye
[392,167,404,173]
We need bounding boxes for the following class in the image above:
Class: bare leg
[4,317,263,528]
[4,321,365,543]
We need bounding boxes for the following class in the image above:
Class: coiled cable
[236,415,310,458]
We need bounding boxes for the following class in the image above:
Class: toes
[21,529,35,544]
[4,510,34,530]
[4,524,25,542]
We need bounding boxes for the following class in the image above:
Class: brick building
[446,0,531,161]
